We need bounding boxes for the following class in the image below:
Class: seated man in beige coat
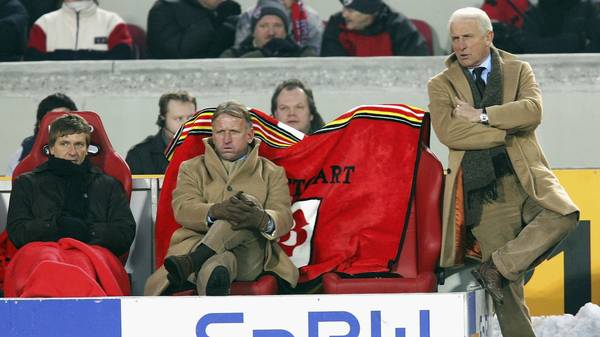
[144,101,297,296]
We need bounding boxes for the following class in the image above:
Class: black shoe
[206,266,230,296]
[472,260,505,304]
[164,254,195,287]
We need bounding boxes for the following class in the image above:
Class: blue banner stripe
[0,299,121,337]
[468,291,476,334]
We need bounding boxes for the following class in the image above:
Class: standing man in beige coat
[144,101,297,296]
[428,7,578,337]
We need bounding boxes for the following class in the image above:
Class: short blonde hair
[448,7,493,35]
[212,101,253,129]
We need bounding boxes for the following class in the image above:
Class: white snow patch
[488,302,600,337]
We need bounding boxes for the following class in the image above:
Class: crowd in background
[2,0,599,62]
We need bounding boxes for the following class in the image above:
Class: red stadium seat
[171,273,279,296]
[322,114,443,294]
[411,18,434,56]
[126,23,147,59]
[12,111,132,200]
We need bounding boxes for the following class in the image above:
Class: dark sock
[189,244,216,271]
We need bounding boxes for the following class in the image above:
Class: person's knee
[561,211,580,234]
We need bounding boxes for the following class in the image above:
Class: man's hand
[57,215,90,242]
[226,197,270,232]
[208,198,237,221]
[453,98,483,123]
[262,38,300,57]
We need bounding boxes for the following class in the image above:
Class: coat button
[227,186,232,191]
[445,168,452,175]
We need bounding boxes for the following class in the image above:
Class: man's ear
[486,30,494,46]
[248,128,255,143]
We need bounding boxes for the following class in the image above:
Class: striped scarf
[290,1,309,47]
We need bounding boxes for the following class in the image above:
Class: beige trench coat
[427,48,579,268]
[144,138,298,295]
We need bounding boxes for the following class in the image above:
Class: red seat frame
[322,114,443,294]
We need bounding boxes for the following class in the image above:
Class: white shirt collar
[469,53,492,83]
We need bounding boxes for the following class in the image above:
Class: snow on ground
[489,303,600,337]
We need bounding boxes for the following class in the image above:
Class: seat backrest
[126,23,147,59]
[414,145,443,272]
[411,18,434,56]
[392,117,442,277]
[12,111,132,200]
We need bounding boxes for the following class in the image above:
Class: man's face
[254,15,287,48]
[274,87,313,134]
[164,100,196,138]
[341,8,375,31]
[450,18,493,68]
[198,0,224,10]
[49,133,88,165]
[212,114,254,161]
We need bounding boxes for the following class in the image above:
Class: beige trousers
[191,220,266,295]
[471,174,578,337]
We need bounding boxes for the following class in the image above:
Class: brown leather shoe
[164,254,195,287]
[471,259,505,304]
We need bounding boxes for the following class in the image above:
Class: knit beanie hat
[251,0,290,33]
[339,0,383,14]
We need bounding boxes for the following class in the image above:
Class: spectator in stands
[427,7,578,337]
[235,0,323,55]
[5,114,136,297]
[144,101,297,296]
[221,0,315,57]
[126,91,197,175]
[7,93,78,176]
[25,0,133,60]
[321,0,428,56]
[480,0,530,53]
[518,0,600,53]
[147,0,241,59]
[481,0,529,28]
[271,79,324,134]
[0,0,28,61]
[18,0,60,29]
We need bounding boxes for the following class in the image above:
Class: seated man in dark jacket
[5,114,136,297]
[147,0,241,59]
[321,0,428,56]
[220,0,316,58]
[0,0,28,61]
[126,91,197,175]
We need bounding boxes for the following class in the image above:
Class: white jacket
[27,3,131,56]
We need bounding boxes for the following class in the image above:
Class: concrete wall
[1,54,600,175]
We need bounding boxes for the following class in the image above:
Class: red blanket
[156,105,425,283]
[3,238,130,297]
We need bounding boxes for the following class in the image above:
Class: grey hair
[448,7,493,35]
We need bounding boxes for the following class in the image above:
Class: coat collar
[443,47,515,105]
[60,2,98,18]
[33,158,101,175]
[202,137,262,182]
